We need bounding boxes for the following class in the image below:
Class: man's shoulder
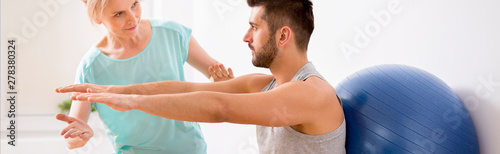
[244,73,274,80]
[292,76,337,98]
[233,73,274,93]
[304,75,332,86]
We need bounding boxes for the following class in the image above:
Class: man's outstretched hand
[55,83,109,94]
[71,93,139,112]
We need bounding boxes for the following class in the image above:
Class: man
[56,0,346,153]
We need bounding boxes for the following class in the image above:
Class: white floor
[0,113,258,154]
[0,113,113,154]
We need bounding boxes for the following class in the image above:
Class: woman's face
[99,0,142,38]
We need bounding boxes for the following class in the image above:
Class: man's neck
[269,53,309,86]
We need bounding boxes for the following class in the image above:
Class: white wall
[1,0,499,153]
[1,0,109,153]
[192,0,500,153]
[0,0,103,114]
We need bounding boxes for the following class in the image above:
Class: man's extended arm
[57,74,272,95]
[71,78,338,127]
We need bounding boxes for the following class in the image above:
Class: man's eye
[115,12,123,17]
[132,2,138,8]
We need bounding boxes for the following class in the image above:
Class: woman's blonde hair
[81,0,109,25]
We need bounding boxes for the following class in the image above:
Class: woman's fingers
[214,64,223,77]
[80,132,92,139]
[219,64,228,77]
[64,128,78,139]
[56,114,93,141]
[208,66,219,80]
[69,130,82,138]
[228,67,234,78]
[209,63,234,82]
[60,126,71,136]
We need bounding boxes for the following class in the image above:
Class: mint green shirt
[74,19,206,154]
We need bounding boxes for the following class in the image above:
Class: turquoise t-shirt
[74,19,206,154]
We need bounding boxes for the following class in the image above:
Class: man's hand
[55,83,109,93]
[55,113,93,149]
[209,63,234,82]
[71,93,139,111]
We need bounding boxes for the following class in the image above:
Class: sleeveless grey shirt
[257,62,346,154]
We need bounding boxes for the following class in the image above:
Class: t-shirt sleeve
[73,52,95,106]
[74,46,100,84]
[178,23,192,63]
[74,60,88,84]
[163,21,192,63]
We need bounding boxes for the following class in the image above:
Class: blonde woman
[55,0,233,153]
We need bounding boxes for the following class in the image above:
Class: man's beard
[251,36,278,68]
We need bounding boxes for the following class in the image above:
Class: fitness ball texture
[336,64,479,154]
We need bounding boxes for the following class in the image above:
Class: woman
[56,0,233,153]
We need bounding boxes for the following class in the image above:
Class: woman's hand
[209,63,234,82]
[55,113,94,149]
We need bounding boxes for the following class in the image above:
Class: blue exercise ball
[335,64,479,154]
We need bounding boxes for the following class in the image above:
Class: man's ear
[278,26,291,47]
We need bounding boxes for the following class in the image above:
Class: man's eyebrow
[249,22,258,26]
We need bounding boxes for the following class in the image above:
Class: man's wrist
[130,95,144,110]
[106,85,118,93]
[107,85,127,94]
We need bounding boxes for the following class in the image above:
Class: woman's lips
[126,25,137,31]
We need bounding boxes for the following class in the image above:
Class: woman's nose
[127,11,138,24]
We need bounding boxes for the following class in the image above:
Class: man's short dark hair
[247,0,314,51]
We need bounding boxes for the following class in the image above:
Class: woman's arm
[55,100,94,149]
[186,36,233,81]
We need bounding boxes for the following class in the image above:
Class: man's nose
[243,28,252,43]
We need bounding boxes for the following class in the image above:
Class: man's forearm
[102,74,256,95]
[133,91,227,123]
[114,80,192,95]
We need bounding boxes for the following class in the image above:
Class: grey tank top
[257,62,346,154]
